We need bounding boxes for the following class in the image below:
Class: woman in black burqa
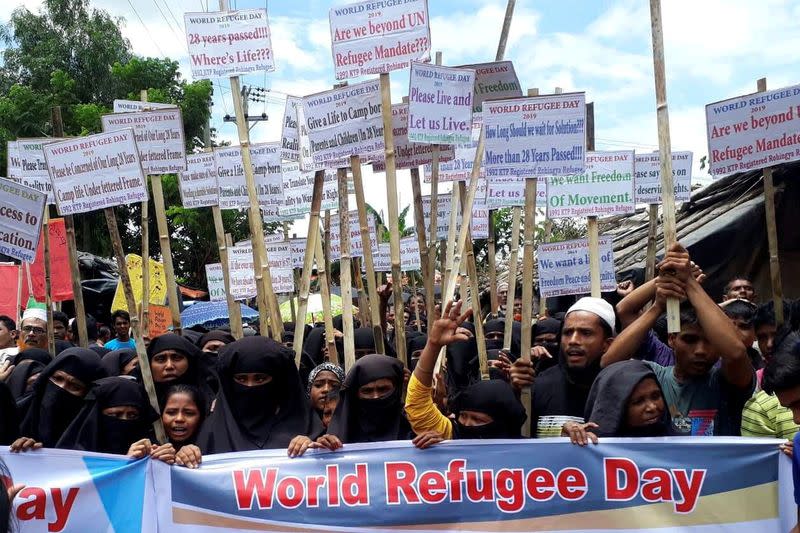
[326,353,412,443]
[175,337,337,468]
[144,333,216,408]
[13,348,106,450]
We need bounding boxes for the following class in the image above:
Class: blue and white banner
[2,438,795,532]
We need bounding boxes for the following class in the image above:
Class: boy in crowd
[104,310,135,350]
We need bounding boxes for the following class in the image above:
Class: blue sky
[3,0,800,226]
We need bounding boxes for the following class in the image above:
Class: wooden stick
[502,206,521,348]
[293,170,324,367]
[380,72,407,367]
[212,206,243,338]
[337,168,356,370]
[314,225,339,365]
[324,210,332,272]
[519,177,537,438]
[42,209,54,354]
[756,77,785,326]
[410,167,431,319]
[585,102,600,298]
[441,185,460,305]
[140,90,151,338]
[457,183,489,379]
[150,175,181,333]
[649,0,680,333]
[51,106,88,347]
[410,273,422,332]
[645,204,659,281]
[487,211,499,316]
[352,257,369,326]
[426,51,443,332]
[16,265,22,326]
[351,155,385,353]
[495,0,517,61]
[104,207,166,442]
[539,218,552,314]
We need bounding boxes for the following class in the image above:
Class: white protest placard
[485,176,547,209]
[184,9,274,79]
[281,96,302,162]
[265,241,292,269]
[264,233,284,244]
[214,146,247,208]
[422,183,489,240]
[706,83,800,176]
[251,142,285,220]
[407,62,475,145]
[179,152,218,208]
[16,138,69,203]
[5,141,20,178]
[484,93,587,178]
[205,263,226,302]
[423,114,484,182]
[228,244,256,300]
[634,151,692,204]
[372,104,454,172]
[399,236,421,270]
[547,150,636,218]
[328,211,378,260]
[329,0,431,80]
[459,61,523,113]
[538,236,616,298]
[101,109,186,174]
[363,242,391,272]
[280,164,338,218]
[302,80,385,168]
[290,238,307,268]
[0,179,46,263]
[43,129,148,215]
[113,100,176,113]
[271,267,295,294]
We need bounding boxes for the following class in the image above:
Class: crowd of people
[0,242,798,487]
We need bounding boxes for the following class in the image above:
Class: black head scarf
[196,330,235,351]
[406,333,428,372]
[56,376,156,454]
[145,333,214,408]
[327,353,410,443]
[451,380,526,439]
[13,348,52,367]
[584,360,670,438]
[335,328,377,369]
[54,339,74,356]
[0,381,18,444]
[301,327,326,370]
[484,319,505,351]
[195,337,323,453]
[445,338,479,403]
[7,360,44,400]
[18,348,106,446]
[101,349,138,377]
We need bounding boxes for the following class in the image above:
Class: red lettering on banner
[233,468,277,510]
[604,458,641,501]
[445,460,465,502]
[306,475,326,507]
[465,469,495,502]
[326,464,340,506]
[276,476,304,509]
[672,468,706,514]
[558,468,588,500]
[641,468,674,503]
[604,458,706,513]
[385,462,420,505]
[15,486,79,532]
[525,468,556,501]
[418,470,447,504]
[341,463,369,506]
[496,469,524,512]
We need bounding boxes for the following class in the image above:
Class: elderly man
[20,308,49,351]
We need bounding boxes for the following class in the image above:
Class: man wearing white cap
[20,308,49,351]
[511,296,616,438]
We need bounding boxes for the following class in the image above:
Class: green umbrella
[279,294,357,325]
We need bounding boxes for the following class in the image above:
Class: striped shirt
[536,415,585,438]
[741,390,799,439]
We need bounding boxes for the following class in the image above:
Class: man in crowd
[19,308,49,351]
[104,310,135,350]
[601,243,754,436]
[723,276,756,303]
[0,316,18,362]
[52,311,70,341]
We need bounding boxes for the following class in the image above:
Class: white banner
[407,62,475,145]
[280,96,302,162]
[486,175,546,209]
[205,263,226,302]
[328,211,378,260]
[179,152,219,208]
[271,267,295,294]
[265,241,292,269]
[6,141,21,178]
[251,142,285,220]
[214,146,247,209]
[706,83,800,176]
[484,93,587,178]
[372,104,455,172]
[302,80,385,168]
[459,60,523,113]
[290,238,307,268]
[634,151,692,204]
[538,236,616,298]
[101,109,186,175]
[280,164,338,218]
[228,244,256,300]
[400,236,422,270]
[0,178,46,263]
[364,242,391,272]
[423,115,484,182]
[184,9,275,79]
[547,150,636,218]
[16,138,69,204]
[43,130,148,215]
[113,100,176,113]
[329,0,431,80]
[422,184,489,240]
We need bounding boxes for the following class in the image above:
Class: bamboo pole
[585,102,600,297]
[756,77,785,326]
[410,167,431,319]
[380,72,407,367]
[51,106,88,347]
[410,273,422,332]
[212,207,243,338]
[351,155,385,353]
[352,257,369,326]
[426,51,443,332]
[649,0,680,333]
[539,218,553,314]
[519,177,537,437]
[140,90,151,337]
[150,176,181,333]
[293,170,325,367]
[645,204,659,281]
[495,0,517,61]
[315,225,339,365]
[441,185,460,305]
[104,207,166,442]
[42,209,54,354]
[457,183,489,379]
[502,206,521,348]
[337,168,356,370]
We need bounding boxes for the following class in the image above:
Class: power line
[159,0,185,33]
[151,0,184,44]
[126,0,166,57]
